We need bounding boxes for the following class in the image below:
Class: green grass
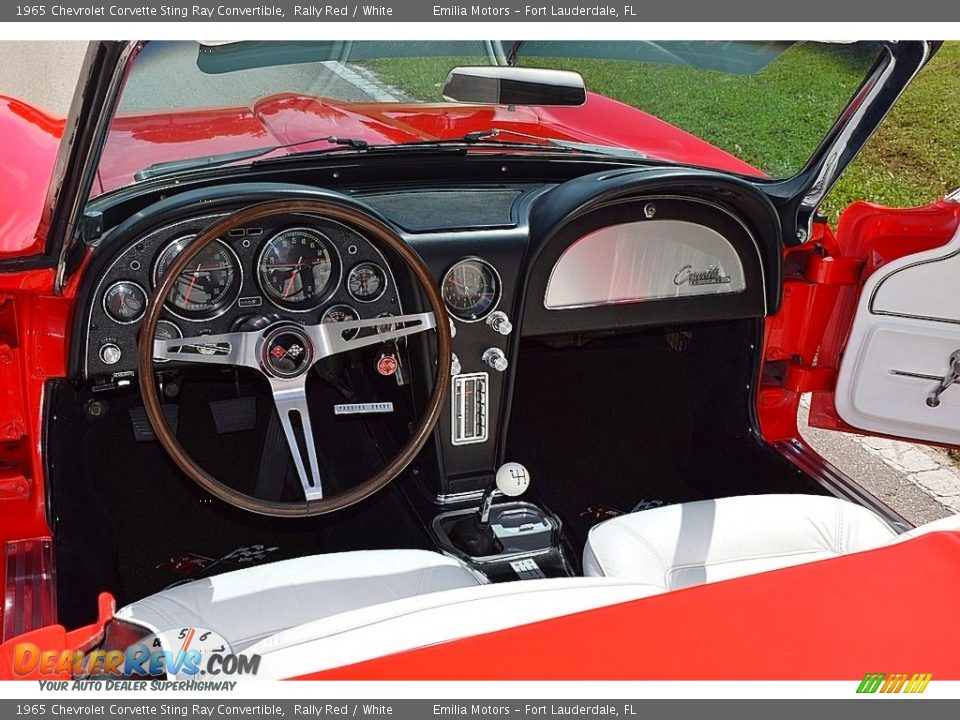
[359,42,960,222]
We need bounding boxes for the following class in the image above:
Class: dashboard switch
[486,311,513,336]
[99,343,122,366]
[451,353,462,376]
[482,347,509,373]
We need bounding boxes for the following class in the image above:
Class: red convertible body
[1,40,958,683]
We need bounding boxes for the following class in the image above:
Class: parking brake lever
[926,351,960,408]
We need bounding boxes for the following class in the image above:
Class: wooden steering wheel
[137,199,451,516]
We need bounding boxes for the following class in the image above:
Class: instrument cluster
[85,213,401,377]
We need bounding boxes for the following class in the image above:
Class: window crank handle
[926,351,960,408]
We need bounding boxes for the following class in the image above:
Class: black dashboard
[84,211,404,378]
[73,163,782,499]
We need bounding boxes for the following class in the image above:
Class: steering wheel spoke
[154,331,260,368]
[312,311,437,358]
[270,378,325,501]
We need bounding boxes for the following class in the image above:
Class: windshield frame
[35,40,938,293]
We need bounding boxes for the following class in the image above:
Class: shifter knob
[495,462,530,497]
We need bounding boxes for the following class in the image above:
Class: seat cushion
[582,494,899,590]
[115,549,484,651]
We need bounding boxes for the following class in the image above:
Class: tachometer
[103,281,147,324]
[441,258,500,322]
[347,262,387,302]
[153,236,241,320]
[258,228,336,311]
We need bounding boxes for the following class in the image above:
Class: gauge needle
[283,257,304,298]
[184,263,202,303]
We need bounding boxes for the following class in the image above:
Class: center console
[431,462,573,582]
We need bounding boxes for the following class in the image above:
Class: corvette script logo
[673,264,731,287]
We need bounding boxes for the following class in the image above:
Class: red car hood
[97,92,761,194]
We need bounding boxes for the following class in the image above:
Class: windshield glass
[96,40,884,195]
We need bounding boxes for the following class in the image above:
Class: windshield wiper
[257,129,647,166]
[136,129,647,181]
[133,134,367,181]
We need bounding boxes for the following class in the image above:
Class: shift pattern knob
[495,462,530,497]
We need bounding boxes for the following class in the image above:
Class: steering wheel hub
[261,324,314,379]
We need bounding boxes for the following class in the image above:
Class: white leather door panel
[835,226,960,445]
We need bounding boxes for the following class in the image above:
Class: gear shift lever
[449,462,530,557]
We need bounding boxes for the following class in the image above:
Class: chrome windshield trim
[50,41,142,294]
[794,41,936,242]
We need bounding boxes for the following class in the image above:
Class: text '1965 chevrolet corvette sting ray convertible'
[0,39,959,681]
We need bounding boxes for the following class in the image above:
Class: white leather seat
[115,549,484,651]
[581,494,954,590]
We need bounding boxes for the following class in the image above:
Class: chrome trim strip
[774,438,912,533]
[890,369,942,382]
[868,246,960,325]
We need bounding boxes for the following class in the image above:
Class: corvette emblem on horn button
[262,326,313,378]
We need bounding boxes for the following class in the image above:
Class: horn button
[261,324,314,379]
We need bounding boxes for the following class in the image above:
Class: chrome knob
[99,343,122,365]
[482,347,508,373]
[449,317,457,338]
[486,311,512,336]
[450,353,462,376]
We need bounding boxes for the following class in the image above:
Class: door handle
[926,350,960,407]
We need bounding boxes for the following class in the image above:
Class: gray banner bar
[1,0,956,22]
[2,700,960,718]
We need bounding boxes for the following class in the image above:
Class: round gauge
[321,304,361,341]
[103,281,147,324]
[153,236,241,321]
[347,262,387,303]
[152,320,182,363]
[375,312,397,335]
[441,258,501,322]
[258,228,336,311]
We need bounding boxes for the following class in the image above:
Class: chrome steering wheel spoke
[309,311,436,358]
[269,377,325,501]
[153,331,261,368]
[150,312,435,504]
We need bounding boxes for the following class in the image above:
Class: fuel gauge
[103,281,147,324]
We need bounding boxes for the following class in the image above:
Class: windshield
[95,40,884,195]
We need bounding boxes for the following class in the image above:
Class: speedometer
[441,258,501,322]
[153,236,241,321]
[258,228,336,311]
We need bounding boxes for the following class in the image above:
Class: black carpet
[50,371,430,628]
[507,321,825,562]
